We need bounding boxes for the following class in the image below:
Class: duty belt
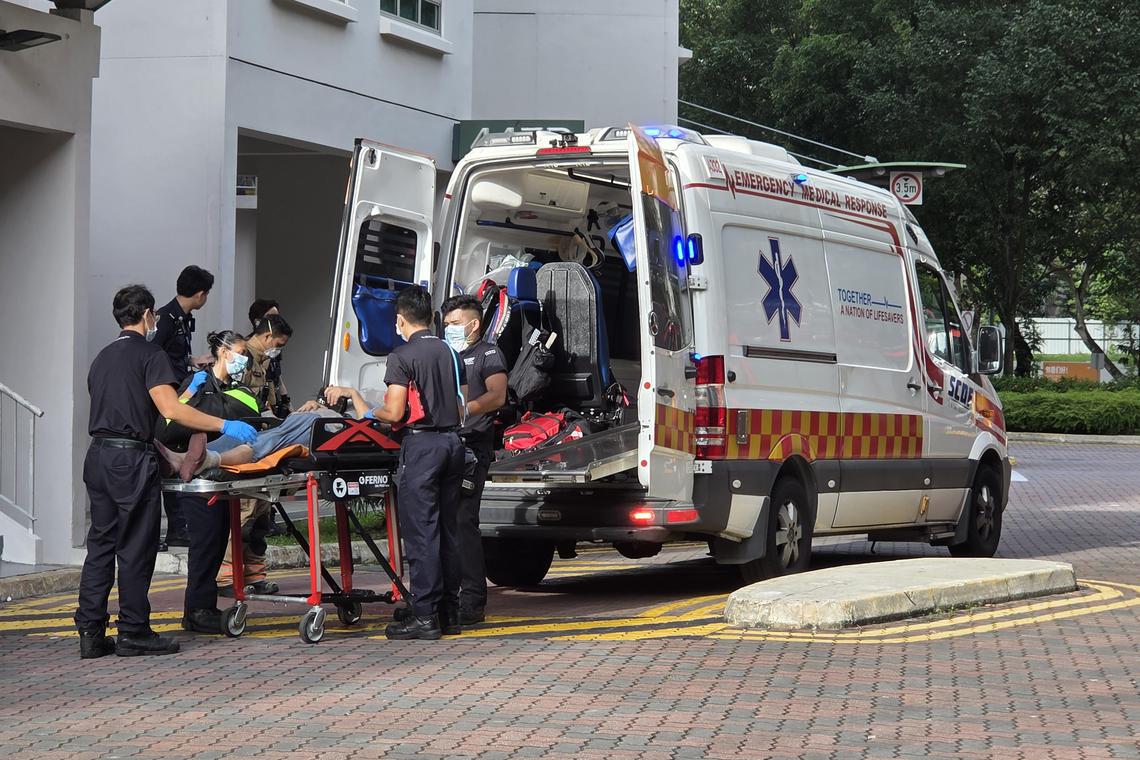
[92,437,155,452]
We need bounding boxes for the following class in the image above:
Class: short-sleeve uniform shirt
[88,331,178,441]
[153,298,194,384]
[383,330,467,430]
[459,340,508,445]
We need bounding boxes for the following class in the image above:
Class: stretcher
[162,417,407,643]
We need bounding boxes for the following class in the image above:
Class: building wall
[237,153,350,398]
[471,0,682,128]
[87,0,231,359]
[0,2,100,563]
[227,0,473,161]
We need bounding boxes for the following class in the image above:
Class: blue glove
[187,370,208,395]
[221,419,258,445]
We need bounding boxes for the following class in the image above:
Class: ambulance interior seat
[350,218,418,356]
[486,267,543,369]
[535,261,614,412]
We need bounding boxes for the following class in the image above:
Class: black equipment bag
[507,329,556,406]
[156,373,261,450]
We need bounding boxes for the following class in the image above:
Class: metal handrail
[0,382,45,418]
[1,381,43,530]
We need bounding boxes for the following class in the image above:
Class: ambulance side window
[356,219,417,285]
[638,192,692,352]
[916,264,970,374]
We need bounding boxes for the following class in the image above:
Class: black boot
[78,628,116,659]
[116,629,180,657]
[182,608,223,634]
[164,528,190,548]
[459,606,485,626]
[384,615,442,641]
[439,606,462,636]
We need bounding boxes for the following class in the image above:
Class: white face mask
[265,347,282,359]
[145,312,159,342]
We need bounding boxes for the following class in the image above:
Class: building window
[380,0,440,32]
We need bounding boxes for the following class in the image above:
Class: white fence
[1025,318,1140,356]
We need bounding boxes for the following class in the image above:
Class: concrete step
[724,558,1077,631]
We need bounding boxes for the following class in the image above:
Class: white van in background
[324,124,1010,587]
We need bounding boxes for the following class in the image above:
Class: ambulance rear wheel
[739,478,813,584]
[949,466,1003,558]
[483,538,554,587]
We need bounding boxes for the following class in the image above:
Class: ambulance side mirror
[975,325,1003,375]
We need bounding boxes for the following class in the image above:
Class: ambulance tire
[739,478,814,585]
[483,537,555,587]
[949,466,1003,558]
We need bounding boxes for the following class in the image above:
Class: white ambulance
[324,124,1010,586]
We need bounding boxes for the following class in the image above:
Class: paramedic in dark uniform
[325,286,466,641]
[441,295,508,625]
[76,284,257,659]
[153,265,214,548]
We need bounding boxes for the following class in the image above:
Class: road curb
[0,567,84,602]
[153,539,383,576]
[1009,431,1140,446]
[724,558,1077,630]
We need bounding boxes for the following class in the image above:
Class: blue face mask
[444,322,472,352]
[225,352,249,378]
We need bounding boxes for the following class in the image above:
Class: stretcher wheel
[299,607,326,644]
[223,603,248,638]
[337,601,363,626]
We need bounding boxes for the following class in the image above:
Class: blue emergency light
[793,173,809,184]
[673,236,686,267]
[687,233,704,265]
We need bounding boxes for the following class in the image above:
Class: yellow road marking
[9,575,1140,646]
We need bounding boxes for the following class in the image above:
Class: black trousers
[396,431,464,619]
[458,440,492,612]
[182,494,229,611]
[76,444,161,635]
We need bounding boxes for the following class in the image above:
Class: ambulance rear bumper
[477,492,707,543]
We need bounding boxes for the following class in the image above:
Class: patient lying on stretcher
[156,330,338,481]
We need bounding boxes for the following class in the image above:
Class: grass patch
[267,508,387,547]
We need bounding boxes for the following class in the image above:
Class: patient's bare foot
[156,435,207,482]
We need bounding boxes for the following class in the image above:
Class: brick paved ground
[2,442,1139,759]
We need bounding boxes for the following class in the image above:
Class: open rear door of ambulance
[326,139,436,401]
[627,125,697,502]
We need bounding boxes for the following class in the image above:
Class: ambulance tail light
[694,355,727,459]
[630,508,655,524]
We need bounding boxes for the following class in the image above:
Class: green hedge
[1000,390,1140,435]
[991,376,1140,394]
